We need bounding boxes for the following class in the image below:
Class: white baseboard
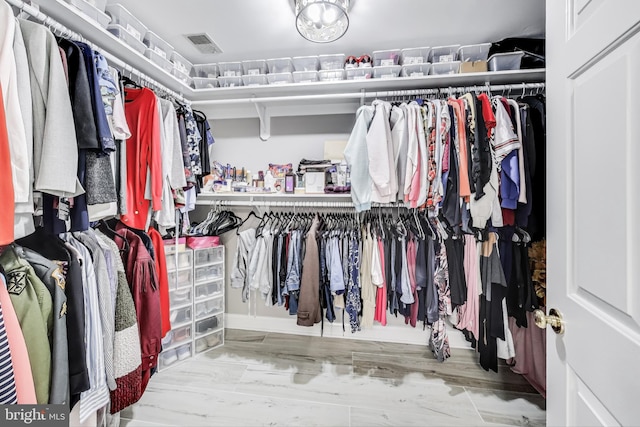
[224,313,473,349]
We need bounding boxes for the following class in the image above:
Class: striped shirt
[0,283,18,404]
[63,238,110,423]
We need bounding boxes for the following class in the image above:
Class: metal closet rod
[5,0,188,103]
[193,82,545,106]
[206,200,406,209]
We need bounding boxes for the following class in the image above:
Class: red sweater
[0,85,15,244]
[148,227,171,337]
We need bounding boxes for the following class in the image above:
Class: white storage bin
[430,61,461,75]
[160,342,191,368]
[242,74,268,86]
[400,47,430,65]
[170,305,192,326]
[144,49,173,73]
[192,77,219,89]
[292,71,318,83]
[194,329,223,353]
[84,0,107,12]
[195,280,224,300]
[66,0,111,27]
[429,45,460,63]
[170,51,192,76]
[373,65,402,79]
[172,69,191,85]
[218,76,243,87]
[319,54,345,70]
[192,63,218,78]
[318,69,345,81]
[293,56,319,72]
[165,250,192,271]
[346,68,372,80]
[373,49,401,67]
[167,268,192,290]
[218,62,243,77]
[194,313,223,337]
[105,3,147,41]
[267,57,294,74]
[194,247,224,266]
[195,296,223,321]
[162,324,192,348]
[143,31,173,59]
[107,25,145,54]
[267,72,294,85]
[457,43,492,62]
[400,63,432,77]
[169,287,192,308]
[488,52,525,71]
[194,264,224,283]
[242,60,268,76]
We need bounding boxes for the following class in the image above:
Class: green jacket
[0,246,53,404]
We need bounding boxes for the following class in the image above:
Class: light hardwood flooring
[121,329,546,426]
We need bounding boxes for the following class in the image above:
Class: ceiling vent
[185,33,223,54]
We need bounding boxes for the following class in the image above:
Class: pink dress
[0,281,37,403]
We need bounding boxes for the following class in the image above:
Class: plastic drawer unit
[194,313,223,337]
[169,305,192,327]
[194,264,224,283]
[169,287,192,308]
[161,324,192,349]
[165,250,192,271]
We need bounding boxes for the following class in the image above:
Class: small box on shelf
[373,65,402,79]
[192,63,219,78]
[488,52,525,71]
[373,49,401,67]
[318,69,345,81]
[319,54,345,70]
[143,31,173,60]
[105,3,147,41]
[430,61,461,75]
[218,62,243,77]
[242,59,268,75]
[400,47,431,65]
[144,49,173,73]
[293,56,319,72]
[218,76,243,87]
[429,45,460,63]
[192,77,219,89]
[242,74,268,86]
[457,43,492,62]
[267,72,294,85]
[292,71,318,83]
[400,63,432,77]
[107,25,146,54]
[267,57,294,74]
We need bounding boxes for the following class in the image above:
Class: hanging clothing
[0,296,18,405]
[0,84,15,244]
[297,217,322,327]
[148,227,172,337]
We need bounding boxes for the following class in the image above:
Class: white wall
[208,114,354,173]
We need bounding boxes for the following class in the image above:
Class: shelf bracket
[254,101,271,141]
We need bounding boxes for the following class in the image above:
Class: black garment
[515,106,535,227]
[521,95,546,241]
[442,106,461,234]
[193,110,212,179]
[424,234,438,324]
[16,229,89,407]
[472,95,492,200]
[444,237,466,308]
[508,240,539,328]
[57,39,99,150]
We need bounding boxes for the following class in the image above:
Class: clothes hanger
[97,219,129,252]
[236,210,262,236]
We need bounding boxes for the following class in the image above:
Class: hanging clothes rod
[201,199,409,209]
[5,0,188,103]
[192,82,545,106]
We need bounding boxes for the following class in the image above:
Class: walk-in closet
[1,0,638,426]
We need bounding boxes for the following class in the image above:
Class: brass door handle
[533,308,565,334]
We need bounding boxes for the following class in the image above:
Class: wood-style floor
[120,329,546,426]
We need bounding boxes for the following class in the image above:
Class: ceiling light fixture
[295,0,350,43]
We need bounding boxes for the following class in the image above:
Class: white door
[546,1,640,425]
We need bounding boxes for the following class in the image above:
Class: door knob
[533,308,565,334]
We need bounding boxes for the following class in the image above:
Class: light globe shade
[295,0,350,43]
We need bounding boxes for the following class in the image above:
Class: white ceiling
[106,0,546,64]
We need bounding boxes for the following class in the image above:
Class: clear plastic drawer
[169,287,192,308]
[165,250,192,271]
[194,313,223,337]
[194,330,223,354]
[195,280,223,300]
[161,324,192,348]
[167,268,192,290]
[194,264,223,283]
[195,296,223,321]
[160,342,191,369]
[194,246,224,266]
[169,305,192,327]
